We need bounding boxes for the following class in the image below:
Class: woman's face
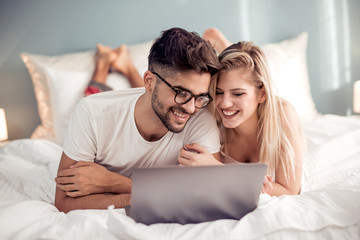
[215,69,265,129]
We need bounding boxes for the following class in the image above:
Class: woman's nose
[217,94,233,108]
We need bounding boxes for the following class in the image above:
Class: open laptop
[125,163,267,225]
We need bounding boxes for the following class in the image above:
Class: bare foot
[202,28,231,53]
[96,44,117,65]
[112,45,134,76]
[112,45,144,88]
[91,44,117,84]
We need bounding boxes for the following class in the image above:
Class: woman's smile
[221,109,240,118]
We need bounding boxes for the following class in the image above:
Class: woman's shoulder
[276,97,299,120]
[276,97,293,109]
[277,97,303,137]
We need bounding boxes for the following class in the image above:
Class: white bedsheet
[0,114,359,239]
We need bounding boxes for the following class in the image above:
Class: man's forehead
[170,71,211,93]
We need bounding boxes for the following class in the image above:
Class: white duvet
[0,114,360,240]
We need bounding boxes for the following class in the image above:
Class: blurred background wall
[0,0,359,140]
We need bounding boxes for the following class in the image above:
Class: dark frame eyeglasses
[151,71,212,109]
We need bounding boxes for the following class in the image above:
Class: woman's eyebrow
[230,88,247,91]
[216,88,247,91]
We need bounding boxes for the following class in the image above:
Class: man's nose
[181,97,196,114]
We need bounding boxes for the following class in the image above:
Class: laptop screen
[127,163,267,225]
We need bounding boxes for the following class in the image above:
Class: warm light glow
[354,81,360,113]
[0,108,8,141]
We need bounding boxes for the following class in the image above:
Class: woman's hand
[178,143,223,166]
[261,175,273,194]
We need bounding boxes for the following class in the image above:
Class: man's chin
[167,122,186,133]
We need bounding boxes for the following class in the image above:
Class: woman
[178,29,304,196]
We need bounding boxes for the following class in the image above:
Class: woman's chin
[222,120,239,129]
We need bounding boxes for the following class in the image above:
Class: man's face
[151,70,211,133]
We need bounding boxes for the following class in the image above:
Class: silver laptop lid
[128,163,267,225]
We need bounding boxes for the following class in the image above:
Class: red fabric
[85,86,102,96]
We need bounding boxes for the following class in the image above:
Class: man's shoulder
[185,108,216,128]
[181,108,220,153]
[190,108,214,121]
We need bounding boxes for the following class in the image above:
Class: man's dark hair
[148,27,220,77]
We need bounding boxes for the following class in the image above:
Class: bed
[1,33,359,240]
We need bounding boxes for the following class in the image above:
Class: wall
[0,0,359,140]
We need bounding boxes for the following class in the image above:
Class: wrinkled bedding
[0,114,359,239]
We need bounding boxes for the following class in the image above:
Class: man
[54,27,221,213]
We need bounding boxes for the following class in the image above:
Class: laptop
[125,163,267,225]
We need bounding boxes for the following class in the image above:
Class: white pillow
[261,32,318,122]
[21,41,153,145]
[22,33,317,145]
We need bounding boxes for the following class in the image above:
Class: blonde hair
[209,42,297,182]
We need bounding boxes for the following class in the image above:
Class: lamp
[354,80,360,113]
[0,108,8,141]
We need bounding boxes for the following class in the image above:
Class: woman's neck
[232,111,259,138]
[222,111,260,161]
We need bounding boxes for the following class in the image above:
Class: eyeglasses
[151,71,212,109]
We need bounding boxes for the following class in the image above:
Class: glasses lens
[175,90,192,104]
[174,88,212,109]
[195,96,211,108]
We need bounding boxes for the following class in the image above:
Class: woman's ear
[144,71,156,91]
[258,87,266,103]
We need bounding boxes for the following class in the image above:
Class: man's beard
[151,85,191,133]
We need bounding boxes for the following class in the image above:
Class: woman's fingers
[262,176,273,193]
[178,155,195,166]
[184,143,209,154]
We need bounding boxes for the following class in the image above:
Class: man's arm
[54,152,131,213]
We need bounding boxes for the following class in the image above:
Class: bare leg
[91,44,117,84]
[202,28,232,53]
[112,45,144,88]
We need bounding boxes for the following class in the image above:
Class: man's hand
[178,143,223,166]
[54,153,132,212]
[55,161,128,197]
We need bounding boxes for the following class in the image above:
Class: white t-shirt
[63,88,220,177]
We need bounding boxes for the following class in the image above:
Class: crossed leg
[112,45,144,88]
[86,44,144,96]
[91,44,117,85]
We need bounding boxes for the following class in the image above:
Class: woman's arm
[265,102,304,196]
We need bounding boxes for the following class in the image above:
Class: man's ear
[143,71,156,91]
[258,87,266,103]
